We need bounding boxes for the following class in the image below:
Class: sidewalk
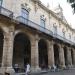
[13,68,75,75]
[15,70,49,75]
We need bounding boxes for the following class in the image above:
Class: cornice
[32,0,75,32]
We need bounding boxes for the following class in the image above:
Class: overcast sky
[40,0,75,28]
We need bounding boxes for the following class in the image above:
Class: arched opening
[38,39,48,69]
[0,29,4,67]
[71,49,74,65]
[53,44,59,68]
[13,33,31,71]
[64,47,68,66]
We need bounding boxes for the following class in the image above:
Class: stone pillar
[59,44,65,68]
[72,49,75,66]
[2,33,9,68]
[47,40,54,69]
[67,47,72,67]
[31,35,40,72]
[1,26,15,74]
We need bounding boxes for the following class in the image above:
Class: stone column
[31,35,40,72]
[72,49,75,66]
[67,47,72,67]
[2,33,9,68]
[59,44,65,68]
[47,40,54,69]
[1,26,15,74]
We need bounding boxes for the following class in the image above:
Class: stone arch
[14,30,33,41]
[53,44,60,68]
[38,39,48,69]
[13,32,31,71]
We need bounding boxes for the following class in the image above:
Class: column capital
[49,40,54,45]
[31,34,40,42]
[9,26,14,32]
[57,44,64,48]
[67,47,72,51]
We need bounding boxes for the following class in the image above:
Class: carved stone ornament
[34,2,39,12]
[40,15,46,21]
[21,3,31,12]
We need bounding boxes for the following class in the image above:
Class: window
[0,0,2,6]
[40,18,46,28]
[40,15,46,28]
[69,33,71,39]
[63,31,65,38]
[74,36,75,40]
[40,18,45,27]
[21,8,29,19]
[53,25,57,35]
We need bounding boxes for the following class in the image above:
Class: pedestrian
[51,64,56,72]
[25,63,30,75]
[14,64,19,73]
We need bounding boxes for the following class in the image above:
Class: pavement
[15,68,75,75]
[1,68,75,75]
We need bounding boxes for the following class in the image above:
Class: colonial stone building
[0,0,75,74]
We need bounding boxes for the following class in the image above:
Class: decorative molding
[34,2,39,13]
[66,26,69,31]
[53,23,56,27]
[21,3,31,12]
[40,15,46,21]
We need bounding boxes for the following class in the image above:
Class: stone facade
[0,0,75,74]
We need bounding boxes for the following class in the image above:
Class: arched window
[0,0,3,6]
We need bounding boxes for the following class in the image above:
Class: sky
[40,0,75,28]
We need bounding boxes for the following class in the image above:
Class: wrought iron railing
[53,34,75,45]
[16,16,53,36]
[0,6,13,18]
[16,16,75,46]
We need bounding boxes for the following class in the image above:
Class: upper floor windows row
[21,7,73,41]
[21,8,46,28]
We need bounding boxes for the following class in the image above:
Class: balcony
[16,16,53,36]
[0,6,13,18]
[16,16,75,46]
[53,34,75,45]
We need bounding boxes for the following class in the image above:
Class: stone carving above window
[21,3,31,12]
[34,2,39,13]
[40,15,46,21]
[53,23,56,26]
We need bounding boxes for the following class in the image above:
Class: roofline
[32,0,75,32]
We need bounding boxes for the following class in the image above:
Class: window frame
[40,17,45,28]
[21,8,29,19]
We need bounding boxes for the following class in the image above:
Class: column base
[60,65,66,69]
[31,66,41,73]
[48,66,51,69]
[0,67,15,75]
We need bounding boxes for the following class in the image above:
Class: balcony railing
[16,16,53,36]
[16,16,75,46]
[53,34,75,45]
[0,6,13,18]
